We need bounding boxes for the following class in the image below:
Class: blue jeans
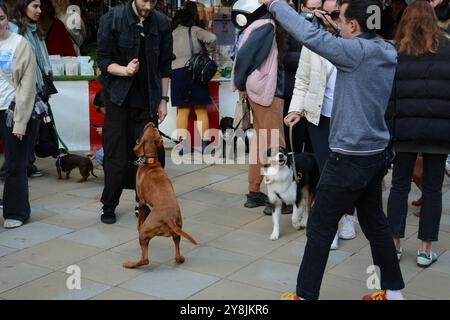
[95,148,104,167]
[296,150,404,299]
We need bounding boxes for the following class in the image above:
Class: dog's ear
[286,154,292,168]
[155,137,164,150]
[134,139,145,157]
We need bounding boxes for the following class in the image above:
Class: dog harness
[56,153,67,172]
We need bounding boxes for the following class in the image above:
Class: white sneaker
[3,219,23,229]
[338,214,356,240]
[417,250,438,268]
[396,246,403,261]
[446,157,450,172]
[330,232,339,250]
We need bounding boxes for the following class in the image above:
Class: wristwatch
[161,96,169,102]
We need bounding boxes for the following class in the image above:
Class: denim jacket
[96,1,173,114]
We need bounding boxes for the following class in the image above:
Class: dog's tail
[91,169,98,178]
[168,219,197,245]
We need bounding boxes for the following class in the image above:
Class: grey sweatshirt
[270,2,397,154]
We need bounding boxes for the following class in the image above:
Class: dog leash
[158,130,182,144]
[289,125,303,184]
[135,128,182,145]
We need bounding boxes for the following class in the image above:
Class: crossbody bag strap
[188,26,195,57]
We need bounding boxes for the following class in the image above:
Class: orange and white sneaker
[362,290,388,300]
[280,292,301,300]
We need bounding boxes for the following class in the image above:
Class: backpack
[186,27,217,85]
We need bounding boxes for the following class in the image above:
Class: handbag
[186,27,218,85]
[233,97,252,131]
[40,72,58,101]
[35,117,60,158]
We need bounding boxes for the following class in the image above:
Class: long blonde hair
[51,0,70,18]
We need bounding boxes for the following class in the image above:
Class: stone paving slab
[0,222,73,250]
[0,156,449,300]
[119,265,219,300]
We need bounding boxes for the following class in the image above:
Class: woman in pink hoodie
[232,0,286,214]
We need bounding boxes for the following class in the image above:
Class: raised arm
[268,1,365,72]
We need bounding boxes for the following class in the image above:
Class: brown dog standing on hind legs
[123,122,197,269]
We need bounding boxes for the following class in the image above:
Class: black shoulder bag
[186,27,218,85]
[37,63,58,101]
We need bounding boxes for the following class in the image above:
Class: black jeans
[387,152,446,241]
[26,117,40,170]
[307,115,331,173]
[101,101,165,210]
[296,150,404,300]
[1,111,31,222]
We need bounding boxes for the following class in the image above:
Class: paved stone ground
[0,151,449,300]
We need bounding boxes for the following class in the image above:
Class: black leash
[289,124,303,184]
[158,130,182,144]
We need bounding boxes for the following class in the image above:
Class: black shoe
[201,139,215,155]
[263,204,272,215]
[101,207,116,224]
[263,203,293,216]
[244,192,269,208]
[283,204,293,215]
[0,198,3,209]
[134,204,151,219]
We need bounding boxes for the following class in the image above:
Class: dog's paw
[123,259,149,269]
[175,256,185,264]
[292,220,302,230]
[270,231,280,241]
[299,216,308,229]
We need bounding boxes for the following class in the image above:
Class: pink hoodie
[231,19,278,107]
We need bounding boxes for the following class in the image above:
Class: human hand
[85,152,96,160]
[284,113,302,127]
[315,10,339,31]
[157,100,167,124]
[125,58,139,76]
[96,127,103,136]
[13,133,24,141]
[428,0,443,8]
[239,91,247,101]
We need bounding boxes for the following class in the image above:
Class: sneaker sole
[417,260,437,268]
[244,203,266,208]
[339,234,356,240]
[101,217,117,224]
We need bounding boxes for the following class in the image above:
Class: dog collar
[134,156,158,166]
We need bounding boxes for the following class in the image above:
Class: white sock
[386,290,404,300]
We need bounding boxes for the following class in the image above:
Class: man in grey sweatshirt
[264,0,405,300]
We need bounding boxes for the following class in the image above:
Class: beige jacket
[7,36,37,135]
[172,26,217,70]
[287,47,329,126]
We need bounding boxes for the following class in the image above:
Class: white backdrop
[51,81,238,151]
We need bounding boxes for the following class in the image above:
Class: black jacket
[385,39,450,153]
[96,1,173,114]
[283,34,302,100]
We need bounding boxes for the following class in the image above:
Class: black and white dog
[263,147,320,240]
